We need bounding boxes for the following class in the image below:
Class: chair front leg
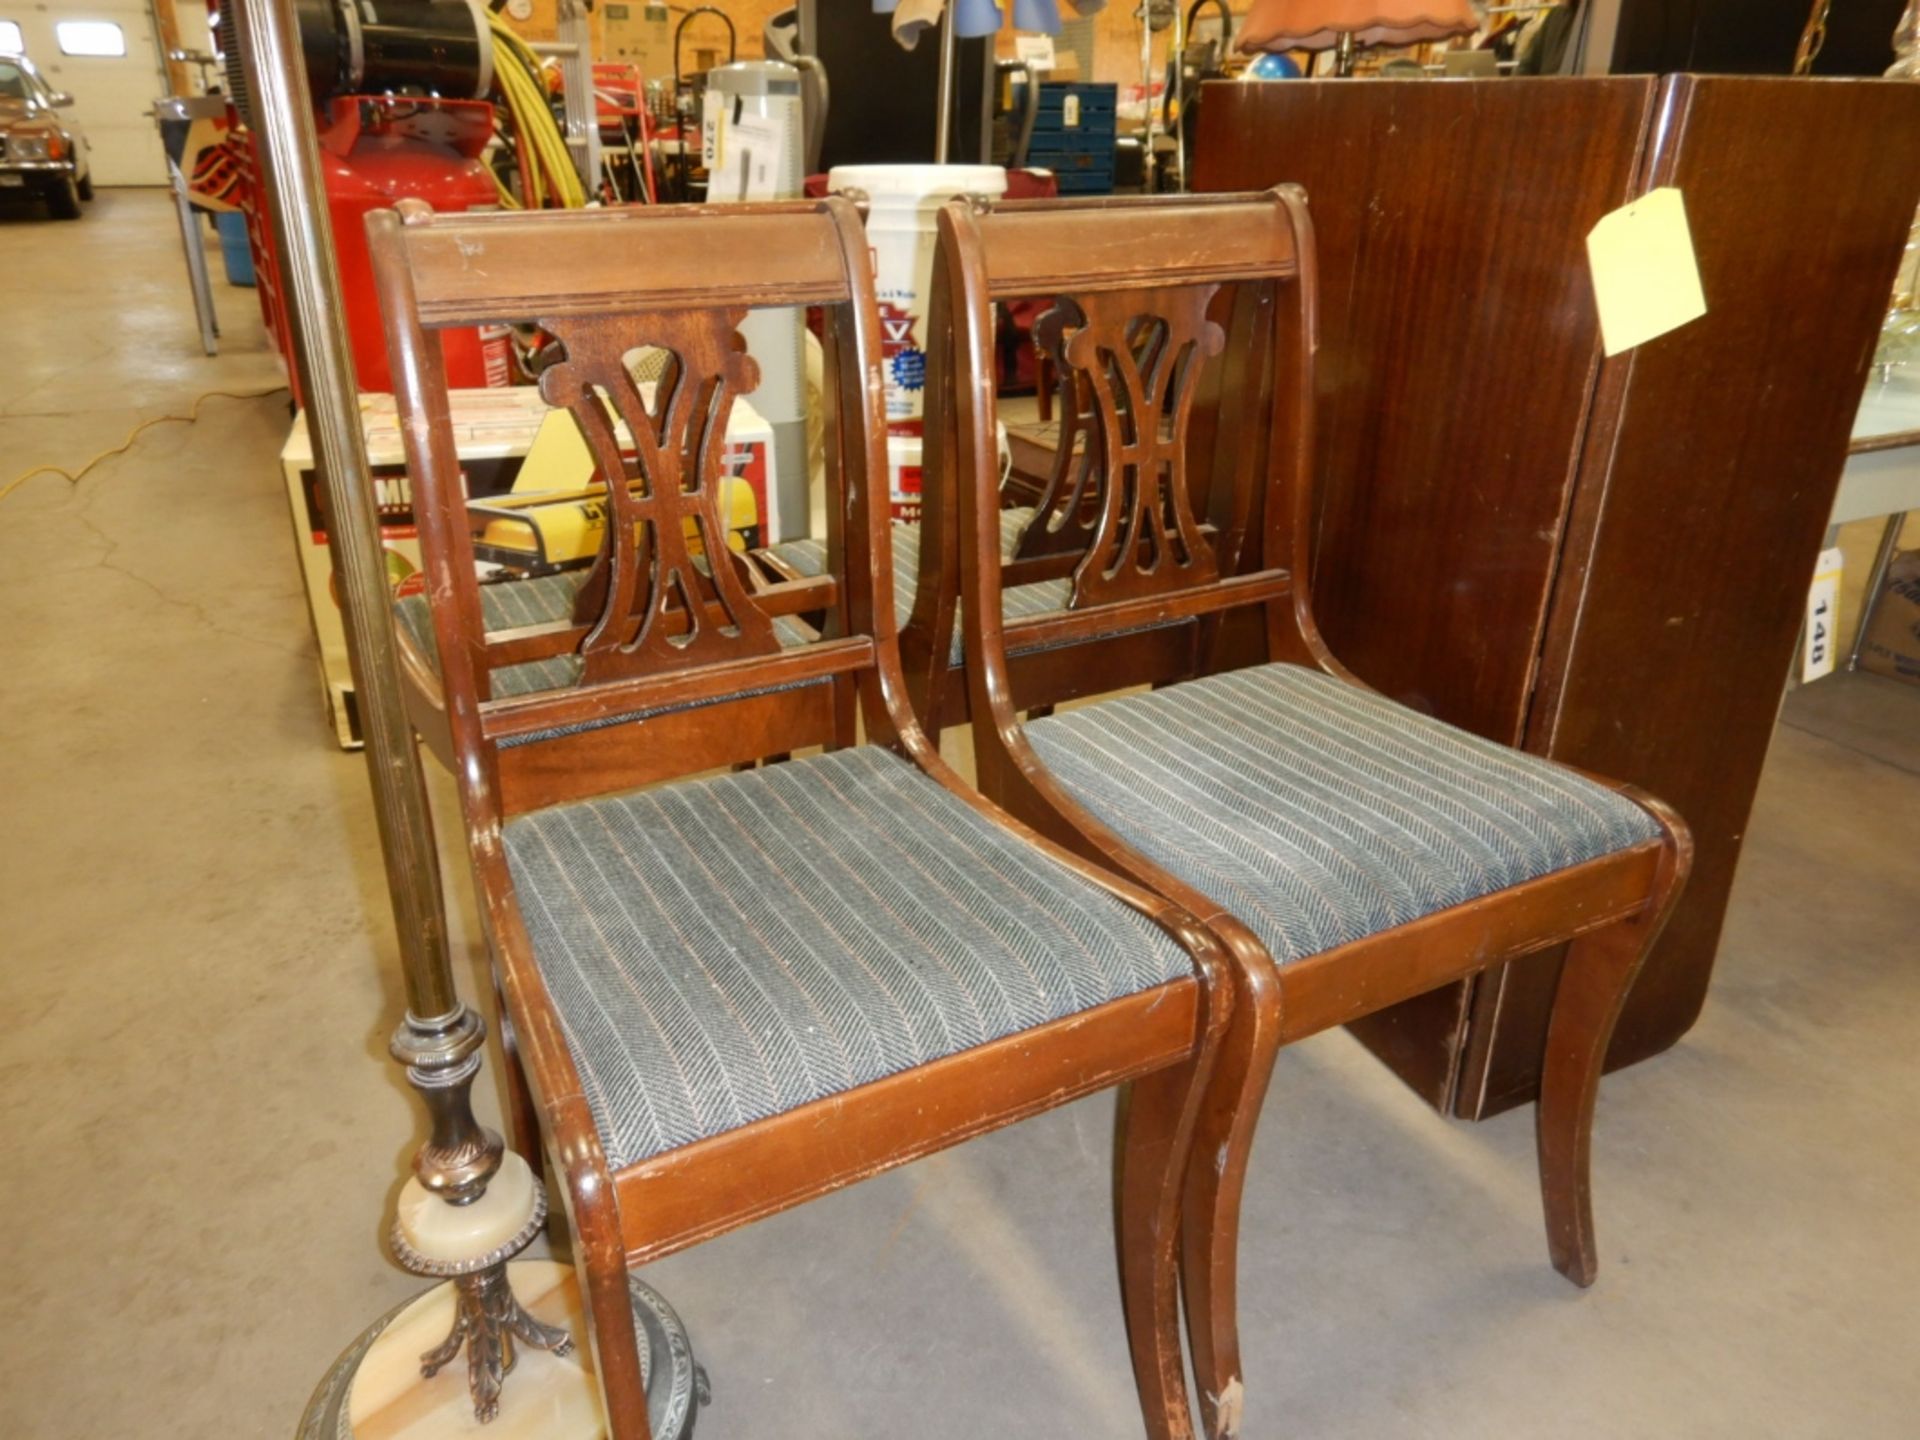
[1117,1056,1209,1440]
[1537,815,1690,1287]
[553,1120,655,1440]
[579,1253,656,1440]
[1178,924,1282,1440]
[1536,917,1656,1287]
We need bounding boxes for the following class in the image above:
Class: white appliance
[703,60,809,545]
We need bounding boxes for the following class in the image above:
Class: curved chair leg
[580,1255,655,1440]
[1536,916,1655,1286]
[1117,1060,1208,1440]
[1179,972,1281,1440]
[555,1120,655,1439]
[1537,816,1688,1287]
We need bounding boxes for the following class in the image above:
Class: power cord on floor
[0,386,290,506]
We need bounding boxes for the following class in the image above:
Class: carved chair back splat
[931,188,1694,1440]
[919,193,1312,708]
[741,192,1282,744]
[366,195,1239,1440]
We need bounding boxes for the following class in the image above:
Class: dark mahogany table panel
[1194,75,1920,1116]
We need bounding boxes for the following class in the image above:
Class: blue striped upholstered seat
[395,571,589,698]
[764,507,1071,664]
[1025,664,1662,966]
[503,746,1193,1168]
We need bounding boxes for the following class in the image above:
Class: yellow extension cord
[489,19,587,209]
[0,387,288,507]
[6,32,581,506]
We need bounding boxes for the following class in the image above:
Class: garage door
[2,1,167,185]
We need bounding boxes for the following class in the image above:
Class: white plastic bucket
[829,162,1007,520]
[881,429,1010,532]
[887,434,924,525]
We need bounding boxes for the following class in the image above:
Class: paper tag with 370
[1585,187,1707,357]
[703,101,782,203]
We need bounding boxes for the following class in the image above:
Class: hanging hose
[488,17,588,208]
[491,18,585,206]
[487,160,523,210]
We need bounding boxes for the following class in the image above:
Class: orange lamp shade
[1237,0,1478,52]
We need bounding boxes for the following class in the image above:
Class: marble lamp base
[299,1261,704,1440]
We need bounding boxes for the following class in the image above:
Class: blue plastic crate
[1028,148,1114,177]
[1017,81,1119,143]
[1035,82,1117,123]
[1032,136,1114,164]
[1053,171,1116,195]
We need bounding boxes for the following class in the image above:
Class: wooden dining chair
[364,194,1242,1440]
[927,186,1693,1439]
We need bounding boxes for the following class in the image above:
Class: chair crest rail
[389,198,852,323]
[972,198,1300,301]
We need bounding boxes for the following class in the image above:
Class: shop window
[55,19,126,56]
[0,21,23,55]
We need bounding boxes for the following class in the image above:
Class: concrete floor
[3,190,1918,1439]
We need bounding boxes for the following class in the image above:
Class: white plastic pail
[828,162,1007,520]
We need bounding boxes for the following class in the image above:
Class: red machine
[208,0,508,399]
[239,98,506,398]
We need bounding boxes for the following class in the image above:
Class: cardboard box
[283,386,778,748]
[1802,546,1843,682]
[1858,548,1920,685]
[599,0,673,77]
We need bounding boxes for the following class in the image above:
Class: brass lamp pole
[231,0,568,1420]
[1794,0,1834,72]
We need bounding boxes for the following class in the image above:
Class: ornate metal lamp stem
[231,0,555,1419]
[391,1006,502,1202]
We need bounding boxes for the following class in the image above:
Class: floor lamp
[227,0,702,1433]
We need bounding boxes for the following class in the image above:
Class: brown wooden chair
[927,186,1694,1439]
[365,194,1241,1440]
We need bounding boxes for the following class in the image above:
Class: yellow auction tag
[1585,186,1708,357]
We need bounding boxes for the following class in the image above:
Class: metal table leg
[167,156,221,357]
[1847,510,1909,669]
